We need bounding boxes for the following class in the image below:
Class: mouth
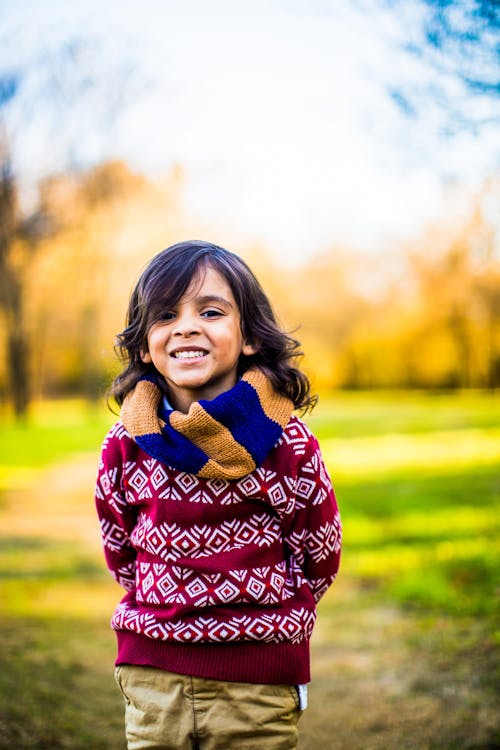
[170,349,208,360]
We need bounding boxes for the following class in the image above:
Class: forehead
[182,265,237,305]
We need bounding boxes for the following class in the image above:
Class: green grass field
[0,391,498,749]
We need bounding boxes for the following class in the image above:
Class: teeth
[173,350,206,360]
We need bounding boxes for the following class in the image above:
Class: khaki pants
[115,665,302,750]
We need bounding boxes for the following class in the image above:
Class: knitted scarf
[120,368,294,480]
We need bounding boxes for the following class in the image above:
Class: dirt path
[2,451,103,547]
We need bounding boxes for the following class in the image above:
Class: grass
[0,390,499,749]
[307,389,500,439]
[0,399,114,495]
[0,615,124,749]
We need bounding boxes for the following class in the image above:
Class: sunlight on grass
[349,537,497,577]
[321,427,500,480]
[0,466,39,491]
[0,398,113,475]
[0,579,120,620]
[308,389,500,438]
[346,506,498,545]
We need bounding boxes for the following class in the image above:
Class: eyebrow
[194,294,234,308]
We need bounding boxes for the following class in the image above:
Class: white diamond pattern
[136,561,287,607]
[97,414,341,652]
[111,603,316,644]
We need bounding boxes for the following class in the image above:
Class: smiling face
[141,265,256,412]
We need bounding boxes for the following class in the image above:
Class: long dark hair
[110,240,317,413]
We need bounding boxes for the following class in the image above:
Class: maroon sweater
[95,415,341,684]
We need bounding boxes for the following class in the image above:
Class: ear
[242,341,258,357]
[140,349,152,363]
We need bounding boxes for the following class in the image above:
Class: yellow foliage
[2,163,499,399]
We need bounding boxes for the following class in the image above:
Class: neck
[166,389,191,414]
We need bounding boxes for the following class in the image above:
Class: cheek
[141,327,162,362]
[145,326,163,349]
[231,329,247,355]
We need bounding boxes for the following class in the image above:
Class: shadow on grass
[3,608,498,750]
[0,615,124,750]
[305,576,500,750]
[0,537,105,581]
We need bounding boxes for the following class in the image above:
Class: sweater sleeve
[284,435,342,603]
[95,425,138,591]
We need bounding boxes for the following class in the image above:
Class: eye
[159,310,176,321]
[201,308,224,318]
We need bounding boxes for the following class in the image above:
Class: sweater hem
[115,630,311,685]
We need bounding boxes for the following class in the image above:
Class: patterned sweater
[95,415,341,684]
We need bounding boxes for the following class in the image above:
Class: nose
[172,309,201,337]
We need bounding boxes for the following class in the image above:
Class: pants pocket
[114,665,131,705]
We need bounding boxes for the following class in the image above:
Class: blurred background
[0,1,498,748]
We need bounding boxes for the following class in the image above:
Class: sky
[1,0,499,263]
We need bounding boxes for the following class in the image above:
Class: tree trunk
[0,163,31,418]
[8,329,29,416]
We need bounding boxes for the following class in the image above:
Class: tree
[0,148,26,414]
[0,76,42,416]
[0,35,150,415]
[0,131,54,416]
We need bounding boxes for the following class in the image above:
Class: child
[95,240,341,750]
